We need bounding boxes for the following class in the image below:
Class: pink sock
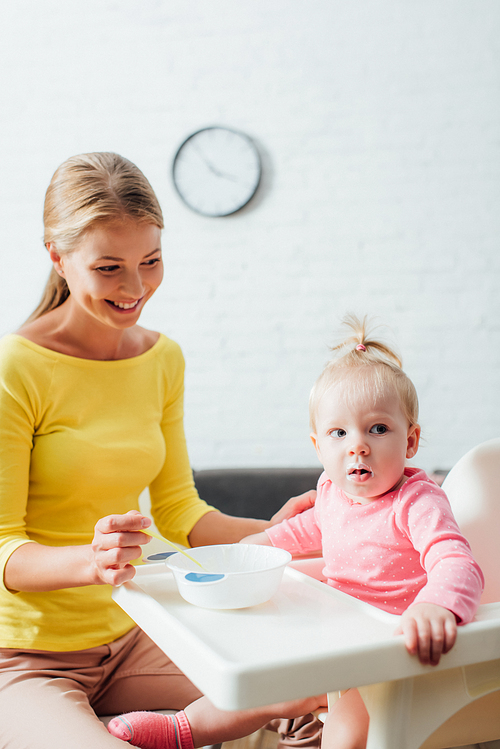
[107,710,194,749]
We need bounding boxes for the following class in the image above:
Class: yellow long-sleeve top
[0,333,215,651]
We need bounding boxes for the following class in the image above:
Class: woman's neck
[16,301,158,360]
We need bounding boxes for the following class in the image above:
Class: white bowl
[166,544,292,609]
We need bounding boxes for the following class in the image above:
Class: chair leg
[360,678,415,749]
[359,666,500,749]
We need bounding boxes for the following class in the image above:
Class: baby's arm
[240,531,272,545]
[394,602,457,666]
[240,490,318,547]
[242,505,321,553]
[393,477,482,666]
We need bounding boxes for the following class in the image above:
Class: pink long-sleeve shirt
[266,468,484,621]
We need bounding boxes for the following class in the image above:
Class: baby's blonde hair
[28,152,164,322]
[309,315,419,432]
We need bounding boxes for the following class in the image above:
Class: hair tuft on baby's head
[309,314,419,432]
[330,313,403,368]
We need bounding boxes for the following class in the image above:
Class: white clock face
[172,127,262,217]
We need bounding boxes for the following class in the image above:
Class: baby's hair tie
[356,344,367,351]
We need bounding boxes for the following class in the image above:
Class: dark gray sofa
[193,467,323,521]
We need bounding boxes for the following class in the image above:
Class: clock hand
[216,170,239,182]
[192,142,239,182]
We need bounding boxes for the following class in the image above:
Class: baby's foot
[107,710,194,749]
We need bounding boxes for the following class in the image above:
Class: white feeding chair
[107,444,500,749]
[355,438,500,749]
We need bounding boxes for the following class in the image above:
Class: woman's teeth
[110,300,139,309]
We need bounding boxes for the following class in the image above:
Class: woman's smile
[105,297,144,312]
[50,221,163,332]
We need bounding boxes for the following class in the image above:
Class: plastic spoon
[142,528,206,570]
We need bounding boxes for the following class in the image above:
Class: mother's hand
[269,489,317,525]
[90,510,152,587]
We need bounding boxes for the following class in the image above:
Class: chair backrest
[442,438,500,604]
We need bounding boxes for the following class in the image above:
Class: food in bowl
[166,544,292,609]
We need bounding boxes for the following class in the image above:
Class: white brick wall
[0,1,499,474]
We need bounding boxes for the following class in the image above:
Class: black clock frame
[171,126,262,217]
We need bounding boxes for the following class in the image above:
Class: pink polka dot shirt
[266,468,484,622]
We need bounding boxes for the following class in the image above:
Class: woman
[0,153,319,748]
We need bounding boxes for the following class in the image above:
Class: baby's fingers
[396,604,458,667]
[401,617,435,664]
[396,617,419,658]
[415,619,434,664]
[442,615,458,654]
[428,611,458,663]
[428,619,446,665]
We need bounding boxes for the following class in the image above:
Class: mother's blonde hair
[29,152,164,322]
[309,315,419,431]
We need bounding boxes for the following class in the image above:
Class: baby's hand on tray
[394,602,458,666]
[90,510,152,587]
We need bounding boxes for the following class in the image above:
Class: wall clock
[172,126,262,217]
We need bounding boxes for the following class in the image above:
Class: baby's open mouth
[346,462,373,482]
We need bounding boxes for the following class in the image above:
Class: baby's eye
[370,424,388,435]
[329,428,347,439]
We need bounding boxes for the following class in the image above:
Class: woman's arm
[188,489,318,547]
[149,343,319,547]
[5,491,319,591]
[3,511,153,592]
[187,511,269,547]
[6,498,317,591]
